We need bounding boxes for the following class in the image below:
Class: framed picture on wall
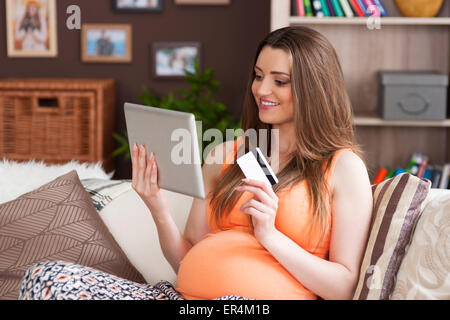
[152,42,201,79]
[174,0,230,5]
[81,24,132,63]
[113,0,163,12]
[6,0,58,58]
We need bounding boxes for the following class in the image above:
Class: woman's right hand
[131,143,170,220]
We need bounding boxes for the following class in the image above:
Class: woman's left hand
[235,179,279,247]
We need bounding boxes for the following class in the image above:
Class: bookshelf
[289,17,450,25]
[271,0,450,179]
[354,116,450,128]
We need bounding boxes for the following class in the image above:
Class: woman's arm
[239,151,373,300]
[131,143,192,274]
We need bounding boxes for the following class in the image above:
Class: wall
[0,0,270,178]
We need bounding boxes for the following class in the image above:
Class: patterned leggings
[19,260,249,300]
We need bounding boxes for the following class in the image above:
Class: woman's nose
[256,78,272,96]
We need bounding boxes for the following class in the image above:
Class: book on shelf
[373,167,388,184]
[406,152,423,176]
[312,0,325,17]
[297,0,306,16]
[339,0,354,17]
[331,0,345,17]
[417,156,429,178]
[372,0,387,17]
[363,0,380,17]
[291,0,298,16]
[349,0,365,17]
[431,165,443,188]
[423,167,433,181]
[385,168,395,180]
[394,168,406,177]
[304,0,314,16]
[439,163,450,189]
[355,0,368,16]
[326,0,336,16]
[320,0,330,16]
[291,0,305,16]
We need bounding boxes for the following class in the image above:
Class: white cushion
[0,159,113,204]
[391,190,450,299]
[98,184,193,285]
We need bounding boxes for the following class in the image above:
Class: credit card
[236,147,278,186]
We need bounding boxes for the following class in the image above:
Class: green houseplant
[113,61,241,163]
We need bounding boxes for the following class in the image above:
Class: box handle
[37,97,59,109]
[397,93,430,115]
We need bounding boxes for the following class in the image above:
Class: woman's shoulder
[330,149,371,194]
[334,148,365,167]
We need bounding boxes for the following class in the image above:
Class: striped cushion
[353,173,431,300]
[391,190,450,299]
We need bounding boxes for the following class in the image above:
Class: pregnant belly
[176,228,316,300]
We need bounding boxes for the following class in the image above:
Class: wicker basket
[0,79,115,171]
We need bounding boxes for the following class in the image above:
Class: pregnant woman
[19,26,373,300]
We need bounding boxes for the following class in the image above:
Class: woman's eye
[275,80,289,86]
[254,74,263,81]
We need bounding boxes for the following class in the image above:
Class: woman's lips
[259,99,280,110]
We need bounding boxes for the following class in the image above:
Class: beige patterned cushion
[0,170,145,300]
[391,191,450,299]
[353,173,431,300]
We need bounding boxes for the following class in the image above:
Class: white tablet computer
[124,102,205,199]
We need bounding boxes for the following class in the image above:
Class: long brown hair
[19,2,42,32]
[209,26,362,235]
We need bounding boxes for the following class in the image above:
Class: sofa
[0,160,449,300]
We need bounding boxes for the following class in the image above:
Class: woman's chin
[258,111,277,124]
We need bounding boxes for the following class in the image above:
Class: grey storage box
[378,71,448,121]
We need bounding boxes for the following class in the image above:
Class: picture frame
[174,0,230,5]
[152,42,202,79]
[112,0,163,12]
[81,24,132,63]
[6,0,58,58]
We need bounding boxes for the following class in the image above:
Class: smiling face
[251,46,295,127]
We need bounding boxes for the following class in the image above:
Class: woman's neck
[272,122,296,156]
[269,122,296,173]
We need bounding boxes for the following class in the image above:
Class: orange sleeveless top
[176,139,351,300]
